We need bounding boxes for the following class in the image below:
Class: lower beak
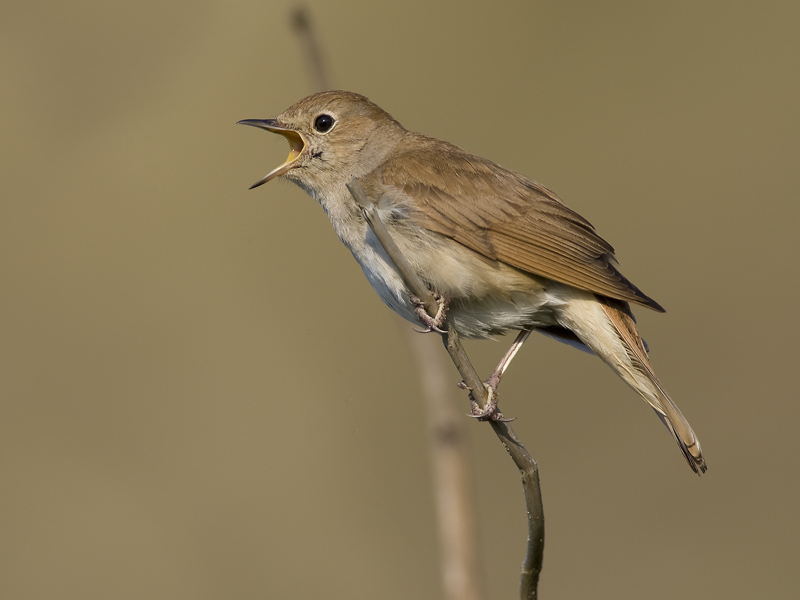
[237,119,305,189]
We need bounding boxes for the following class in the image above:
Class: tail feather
[556,290,706,474]
[597,299,706,475]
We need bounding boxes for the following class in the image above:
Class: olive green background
[2,1,798,598]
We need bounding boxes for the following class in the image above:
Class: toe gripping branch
[413,293,449,333]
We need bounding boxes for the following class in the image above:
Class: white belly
[310,183,562,338]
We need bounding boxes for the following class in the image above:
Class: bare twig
[345,180,440,319]
[406,330,482,600]
[290,6,330,92]
[347,177,545,599]
[490,423,544,599]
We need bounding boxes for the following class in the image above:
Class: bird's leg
[412,293,448,333]
[486,328,533,390]
[465,329,533,421]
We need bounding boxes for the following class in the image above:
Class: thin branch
[406,330,483,600]
[345,179,440,319]
[290,6,330,92]
[490,422,544,599]
[346,177,544,599]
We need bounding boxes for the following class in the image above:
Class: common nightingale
[238,91,706,474]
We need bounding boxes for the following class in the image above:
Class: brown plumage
[239,90,706,474]
[365,135,665,312]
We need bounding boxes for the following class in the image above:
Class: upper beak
[237,119,305,189]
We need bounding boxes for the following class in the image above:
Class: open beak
[237,119,305,189]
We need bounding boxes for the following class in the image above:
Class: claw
[463,383,514,421]
[412,293,448,332]
[414,324,448,334]
[466,411,515,422]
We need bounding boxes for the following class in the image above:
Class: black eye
[314,114,335,133]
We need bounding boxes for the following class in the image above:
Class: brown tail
[596,299,706,474]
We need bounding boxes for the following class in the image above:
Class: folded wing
[362,136,664,312]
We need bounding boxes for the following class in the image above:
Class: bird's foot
[412,293,448,333]
[457,380,515,422]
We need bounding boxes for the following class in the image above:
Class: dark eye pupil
[314,114,334,132]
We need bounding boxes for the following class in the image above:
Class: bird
[238,90,706,474]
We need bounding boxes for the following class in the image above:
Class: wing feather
[363,135,664,311]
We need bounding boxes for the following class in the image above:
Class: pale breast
[307,181,562,338]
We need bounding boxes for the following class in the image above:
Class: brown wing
[365,136,664,311]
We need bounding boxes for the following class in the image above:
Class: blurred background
[2,1,798,598]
